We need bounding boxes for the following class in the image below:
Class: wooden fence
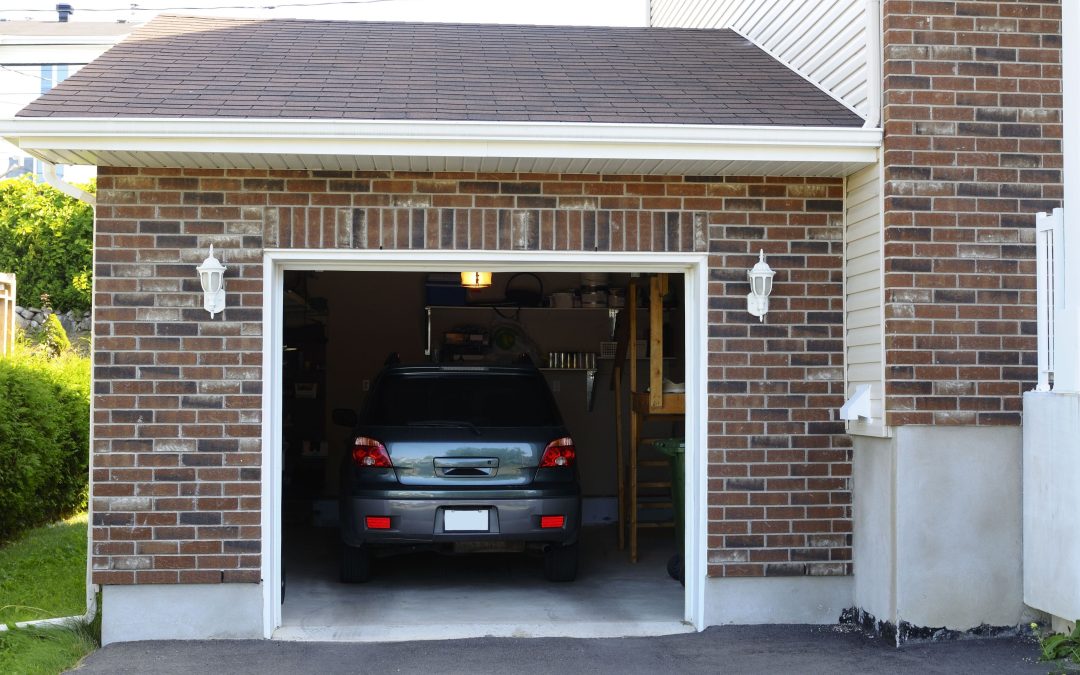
[0,273,14,356]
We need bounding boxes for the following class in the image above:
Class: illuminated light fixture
[460,271,492,289]
[746,249,775,322]
[196,244,226,318]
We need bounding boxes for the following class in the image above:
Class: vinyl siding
[651,0,870,119]
[844,162,887,437]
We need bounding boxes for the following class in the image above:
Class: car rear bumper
[340,491,581,547]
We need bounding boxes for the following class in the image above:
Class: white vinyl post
[1055,1,1080,392]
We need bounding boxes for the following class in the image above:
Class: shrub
[38,313,73,358]
[0,344,90,543]
[0,177,94,312]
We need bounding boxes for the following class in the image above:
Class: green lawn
[0,513,96,674]
[0,513,88,624]
[0,622,97,675]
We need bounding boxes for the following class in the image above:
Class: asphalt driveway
[69,624,1057,674]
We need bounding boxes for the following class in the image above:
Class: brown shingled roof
[17,14,863,127]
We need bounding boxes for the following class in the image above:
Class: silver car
[334,363,581,582]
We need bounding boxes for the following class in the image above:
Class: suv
[334,363,581,582]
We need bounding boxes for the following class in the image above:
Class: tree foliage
[0,177,94,312]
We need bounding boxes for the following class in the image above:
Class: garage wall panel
[91,168,850,582]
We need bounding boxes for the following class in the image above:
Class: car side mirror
[331,408,358,427]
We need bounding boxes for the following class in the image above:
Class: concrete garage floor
[275,524,689,642]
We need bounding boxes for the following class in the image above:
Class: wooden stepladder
[616,273,685,562]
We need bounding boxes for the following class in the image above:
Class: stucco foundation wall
[703,576,852,625]
[851,434,895,625]
[101,583,263,644]
[853,426,1023,631]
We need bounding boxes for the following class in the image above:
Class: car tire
[340,544,372,583]
[543,541,578,582]
[666,553,684,586]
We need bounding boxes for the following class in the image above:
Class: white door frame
[260,249,710,637]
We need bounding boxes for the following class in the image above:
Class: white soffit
[1,117,881,177]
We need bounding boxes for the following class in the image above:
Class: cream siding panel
[847,324,882,348]
[847,236,881,261]
[849,362,883,383]
[843,162,887,436]
[651,0,870,118]
[847,269,879,294]
[847,213,880,241]
[847,297,881,322]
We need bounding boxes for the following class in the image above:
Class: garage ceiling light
[460,271,492,289]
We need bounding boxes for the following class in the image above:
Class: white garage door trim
[260,249,710,637]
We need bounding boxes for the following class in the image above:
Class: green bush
[0,344,90,543]
[0,177,94,312]
[38,313,72,358]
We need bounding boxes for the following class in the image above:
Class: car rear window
[366,372,560,427]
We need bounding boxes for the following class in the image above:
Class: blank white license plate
[444,509,489,532]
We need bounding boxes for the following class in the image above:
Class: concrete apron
[275,525,691,642]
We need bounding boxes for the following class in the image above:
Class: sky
[0,0,650,26]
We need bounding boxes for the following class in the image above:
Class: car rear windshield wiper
[409,420,481,435]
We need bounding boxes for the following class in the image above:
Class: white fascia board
[1,117,881,167]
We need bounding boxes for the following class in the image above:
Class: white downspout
[863,0,881,128]
[41,161,96,206]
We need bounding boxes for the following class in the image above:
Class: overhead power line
[1,0,398,12]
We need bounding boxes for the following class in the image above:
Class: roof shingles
[18,14,863,127]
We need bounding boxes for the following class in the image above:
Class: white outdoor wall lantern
[196,245,226,318]
[746,249,775,322]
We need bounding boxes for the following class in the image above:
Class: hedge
[0,346,90,543]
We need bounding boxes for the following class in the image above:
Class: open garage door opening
[275,268,691,640]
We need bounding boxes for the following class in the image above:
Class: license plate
[444,508,489,532]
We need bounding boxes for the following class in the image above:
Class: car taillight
[540,437,576,468]
[540,515,565,529]
[366,516,391,530]
[352,436,392,468]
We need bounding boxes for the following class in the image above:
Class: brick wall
[881,0,1063,426]
[91,168,850,583]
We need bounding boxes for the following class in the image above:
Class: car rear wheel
[543,541,578,582]
[340,544,372,583]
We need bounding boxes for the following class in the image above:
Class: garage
[1,13,876,642]
[271,260,704,640]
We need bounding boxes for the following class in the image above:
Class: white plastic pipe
[41,161,95,206]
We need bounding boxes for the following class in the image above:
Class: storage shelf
[426,305,619,311]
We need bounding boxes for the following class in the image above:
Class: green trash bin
[652,438,685,550]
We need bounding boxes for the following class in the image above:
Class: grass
[0,513,88,624]
[0,620,98,675]
[0,513,96,674]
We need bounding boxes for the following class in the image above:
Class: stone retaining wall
[15,306,92,344]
